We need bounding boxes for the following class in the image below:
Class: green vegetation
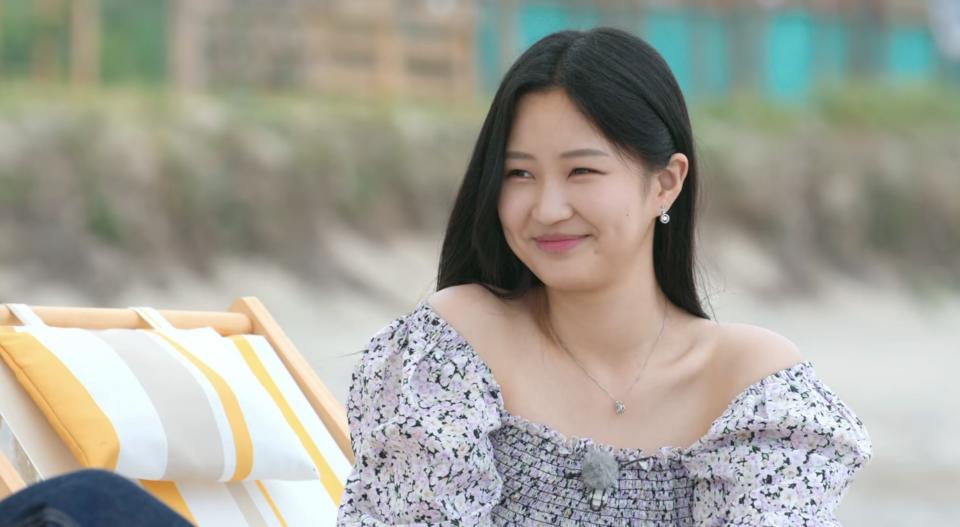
[0,81,956,299]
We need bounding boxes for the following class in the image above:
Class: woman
[336,27,872,526]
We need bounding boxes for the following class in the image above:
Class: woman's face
[498,88,680,292]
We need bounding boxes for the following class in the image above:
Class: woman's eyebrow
[505,148,611,160]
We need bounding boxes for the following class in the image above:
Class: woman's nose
[532,181,573,224]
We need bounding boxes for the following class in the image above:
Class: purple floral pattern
[336,301,873,526]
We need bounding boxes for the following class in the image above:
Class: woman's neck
[535,273,674,373]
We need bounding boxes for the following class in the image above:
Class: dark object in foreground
[0,469,191,527]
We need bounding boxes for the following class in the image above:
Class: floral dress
[336,300,873,526]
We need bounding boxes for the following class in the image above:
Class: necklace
[547,295,668,416]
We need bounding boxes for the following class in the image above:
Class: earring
[659,206,670,224]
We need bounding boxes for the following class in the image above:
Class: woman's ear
[655,153,689,203]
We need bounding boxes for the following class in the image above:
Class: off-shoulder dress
[335,300,873,526]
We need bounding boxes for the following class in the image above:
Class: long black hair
[437,26,711,320]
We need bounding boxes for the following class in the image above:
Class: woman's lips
[534,235,588,253]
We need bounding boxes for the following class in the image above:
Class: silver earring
[659,206,670,224]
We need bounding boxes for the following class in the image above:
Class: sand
[2,227,956,524]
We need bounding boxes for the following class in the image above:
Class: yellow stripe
[255,480,288,527]
[140,480,198,525]
[230,336,345,504]
[0,331,120,470]
[154,332,254,481]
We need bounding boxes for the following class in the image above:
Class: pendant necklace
[547,294,668,416]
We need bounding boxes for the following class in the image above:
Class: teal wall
[765,10,815,101]
[518,1,600,48]
[887,24,937,82]
[476,0,504,95]
[644,9,693,94]
[477,2,954,103]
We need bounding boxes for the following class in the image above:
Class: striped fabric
[138,474,344,526]
[0,326,331,484]
[135,334,352,525]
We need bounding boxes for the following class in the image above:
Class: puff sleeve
[683,361,873,526]
[335,304,504,526]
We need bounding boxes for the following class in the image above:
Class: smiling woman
[497,88,689,297]
[336,26,873,526]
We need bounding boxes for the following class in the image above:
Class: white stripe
[259,479,338,525]
[5,304,47,327]
[23,327,168,479]
[169,329,317,481]
[130,306,176,331]
[144,329,237,481]
[242,481,284,527]
[246,336,352,480]
[176,481,249,527]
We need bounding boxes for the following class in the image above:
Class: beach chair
[0,297,353,526]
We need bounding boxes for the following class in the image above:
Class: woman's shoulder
[344,292,506,460]
[340,288,506,524]
[351,289,506,416]
[683,349,873,522]
[360,283,506,358]
[689,322,872,465]
[427,283,524,335]
[426,284,530,369]
[707,321,806,404]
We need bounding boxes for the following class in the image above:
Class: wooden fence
[0,0,953,103]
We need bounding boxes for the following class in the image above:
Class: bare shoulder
[426,284,521,349]
[427,283,512,321]
[710,322,806,394]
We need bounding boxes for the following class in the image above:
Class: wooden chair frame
[0,296,353,498]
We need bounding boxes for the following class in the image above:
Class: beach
[2,226,956,524]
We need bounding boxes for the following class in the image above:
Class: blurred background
[0,0,958,523]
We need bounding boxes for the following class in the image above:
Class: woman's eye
[505,168,597,178]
